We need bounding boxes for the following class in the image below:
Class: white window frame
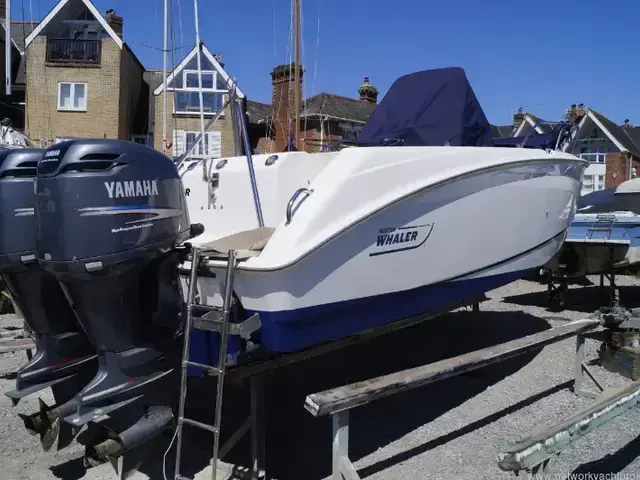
[181,70,221,91]
[57,82,87,112]
[173,130,221,159]
[173,69,227,116]
[173,91,225,116]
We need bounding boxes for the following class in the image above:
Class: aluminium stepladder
[173,245,264,480]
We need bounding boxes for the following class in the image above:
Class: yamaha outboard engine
[0,148,97,451]
[35,139,199,468]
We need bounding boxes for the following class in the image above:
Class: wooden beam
[305,318,600,417]
[498,379,640,472]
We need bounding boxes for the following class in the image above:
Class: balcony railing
[46,39,101,65]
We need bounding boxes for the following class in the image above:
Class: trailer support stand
[214,376,266,480]
[574,332,605,399]
[332,411,359,480]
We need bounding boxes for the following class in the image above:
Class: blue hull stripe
[187,267,534,372]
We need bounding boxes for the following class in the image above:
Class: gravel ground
[0,276,640,480]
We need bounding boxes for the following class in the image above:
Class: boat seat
[199,227,275,259]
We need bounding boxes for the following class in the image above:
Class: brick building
[148,43,247,160]
[250,63,379,153]
[2,0,377,158]
[491,105,640,195]
[0,9,35,130]
[22,0,148,146]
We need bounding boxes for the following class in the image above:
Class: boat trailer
[303,311,640,479]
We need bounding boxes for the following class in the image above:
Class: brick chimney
[358,77,378,104]
[270,63,303,152]
[105,9,123,38]
[513,107,525,127]
[565,103,587,125]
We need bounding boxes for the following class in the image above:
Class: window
[184,71,215,89]
[580,174,605,195]
[58,82,87,111]
[172,130,221,159]
[170,63,228,116]
[579,145,608,163]
[174,91,224,115]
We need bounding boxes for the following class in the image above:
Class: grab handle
[286,188,313,225]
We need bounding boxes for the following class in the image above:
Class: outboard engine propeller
[34,139,199,470]
[0,148,97,451]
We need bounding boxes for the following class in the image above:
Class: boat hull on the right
[544,179,640,278]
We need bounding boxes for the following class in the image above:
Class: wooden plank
[305,318,600,417]
[498,379,640,471]
[0,339,35,354]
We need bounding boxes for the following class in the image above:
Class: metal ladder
[586,214,617,241]
[174,246,237,480]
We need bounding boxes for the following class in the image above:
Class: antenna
[5,0,11,96]
[293,0,300,150]
[162,0,168,153]
[193,0,207,180]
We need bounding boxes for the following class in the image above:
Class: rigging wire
[177,0,185,61]
[285,0,293,147]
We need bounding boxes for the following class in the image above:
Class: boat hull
[544,214,640,276]
[184,158,583,356]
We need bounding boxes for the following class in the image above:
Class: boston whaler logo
[104,179,159,199]
[370,223,435,257]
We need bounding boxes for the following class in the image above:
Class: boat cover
[576,185,640,214]
[356,67,493,147]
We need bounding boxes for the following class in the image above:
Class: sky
[13,0,640,126]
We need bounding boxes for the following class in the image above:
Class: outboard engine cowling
[0,148,97,451]
[35,139,198,467]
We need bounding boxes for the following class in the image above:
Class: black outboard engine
[0,148,97,451]
[35,139,199,468]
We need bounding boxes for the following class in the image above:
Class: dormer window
[167,51,229,116]
[174,69,226,115]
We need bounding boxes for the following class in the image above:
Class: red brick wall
[604,152,640,188]
[270,65,303,152]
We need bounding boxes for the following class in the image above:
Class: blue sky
[14,0,640,125]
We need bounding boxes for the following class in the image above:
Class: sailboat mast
[293,0,300,150]
[162,0,168,153]
[193,0,207,176]
[5,0,11,96]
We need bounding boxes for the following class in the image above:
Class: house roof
[302,93,376,123]
[513,113,559,136]
[624,126,640,151]
[491,124,514,138]
[254,92,377,125]
[152,42,245,99]
[24,0,123,49]
[246,100,270,124]
[588,109,640,158]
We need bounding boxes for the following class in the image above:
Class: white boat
[180,146,585,352]
[177,67,587,361]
